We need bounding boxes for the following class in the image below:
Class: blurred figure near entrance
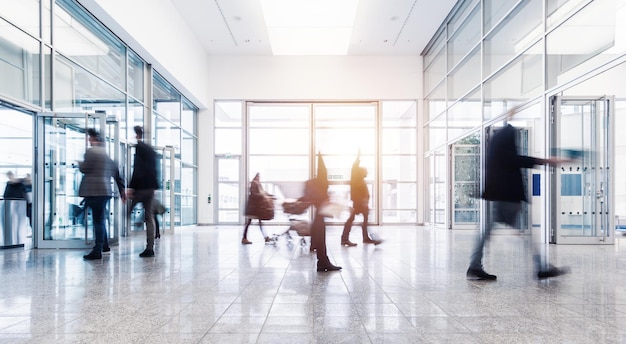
[341,153,382,247]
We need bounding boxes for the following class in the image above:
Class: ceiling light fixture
[260,0,359,55]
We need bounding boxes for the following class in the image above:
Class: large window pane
[425,81,446,121]
[215,129,242,155]
[54,54,125,112]
[0,106,33,170]
[249,104,309,127]
[484,42,542,120]
[483,0,543,78]
[547,0,592,30]
[55,0,126,90]
[127,99,145,142]
[0,20,41,106]
[216,101,242,127]
[0,0,40,39]
[382,101,416,127]
[447,0,479,35]
[128,50,144,101]
[448,88,482,142]
[382,156,416,181]
[484,0,520,32]
[547,0,626,89]
[316,128,375,155]
[315,103,375,126]
[153,116,180,148]
[249,156,309,182]
[153,73,181,124]
[382,128,416,154]
[427,114,446,150]
[447,47,480,102]
[447,5,480,70]
[182,98,196,135]
[424,48,446,95]
[249,128,309,154]
[424,31,445,68]
[181,132,195,164]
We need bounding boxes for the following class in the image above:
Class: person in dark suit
[80,129,125,260]
[305,154,341,272]
[341,155,382,246]
[127,126,159,258]
[467,118,570,280]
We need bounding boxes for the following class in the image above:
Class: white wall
[78,0,212,109]
[198,56,422,224]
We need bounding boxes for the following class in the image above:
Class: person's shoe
[241,238,252,245]
[102,246,111,253]
[537,266,571,279]
[83,251,102,260]
[155,233,161,239]
[466,268,497,281]
[363,238,383,245]
[139,248,155,258]
[264,236,274,244]
[317,262,342,272]
[341,240,357,247]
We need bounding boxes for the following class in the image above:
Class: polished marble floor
[2,224,626,343]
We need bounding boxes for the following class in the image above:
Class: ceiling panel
[170,0,458,56]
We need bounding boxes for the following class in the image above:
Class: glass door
[450,141,480,229]
[551,96,614,244]
[124,145,175,235]
[216,155,241,224]
[34,112,114,249]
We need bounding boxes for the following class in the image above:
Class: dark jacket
[245,178,274,220]
[482,124,543,203]
[350,160,369,213]
[3,181,26,199]
[129,141,158,190]
[78,146,125,197]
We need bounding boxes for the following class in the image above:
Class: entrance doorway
[125,145,176,236]
[550,96,615,244]
[34,112,122,249]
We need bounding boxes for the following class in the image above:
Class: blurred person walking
[127,126,159,258]
[467,110,570,280]
[241,173,274,244]
[80,129,125,260]
[305,154,341,272]
[341,153,382,246]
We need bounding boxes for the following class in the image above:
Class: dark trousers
[469,201,547,270]
[83,196,111,253]
[127,189,156,249]
[310,209,330,264]
[341,207,370,241]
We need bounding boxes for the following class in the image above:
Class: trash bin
[0,199,27,248]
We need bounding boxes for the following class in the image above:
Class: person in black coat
[467,121,569,280]
[305,154,341,272]
[127,126,159,258]
[341,155,382,246]
[241,173,273,244]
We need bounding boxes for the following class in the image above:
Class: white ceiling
[170,0,458,56]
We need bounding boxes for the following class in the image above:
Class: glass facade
[215,100,418,225]
[423,0,626,230]
[0,0,199,244]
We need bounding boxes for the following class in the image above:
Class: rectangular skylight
[261,0,359,55]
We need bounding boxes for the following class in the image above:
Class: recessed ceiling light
[261,0,359,55]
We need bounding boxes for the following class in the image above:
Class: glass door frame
[123,145,176,236]
[34,112,110,249]
[215,154,242,224]
[550,95,615,245]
